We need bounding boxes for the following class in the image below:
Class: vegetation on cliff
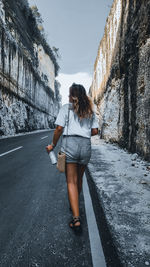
[2,0,60,76]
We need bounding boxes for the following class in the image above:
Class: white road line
[0,146,23,157]
[0,129,54,140]
[83,173,106,267]
[41,136,48,140]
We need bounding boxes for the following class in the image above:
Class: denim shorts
[61,135,91,165]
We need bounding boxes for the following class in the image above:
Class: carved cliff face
[91,0,122,101]
[91,0,150,161]
[37,45,55,91]
[0,0,60,136]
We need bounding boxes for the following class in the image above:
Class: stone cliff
[0,0,61,136]
[90,0,150,161]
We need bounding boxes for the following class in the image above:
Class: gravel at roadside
[87,135,150,267]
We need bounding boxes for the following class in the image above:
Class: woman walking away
[46,83,98,232]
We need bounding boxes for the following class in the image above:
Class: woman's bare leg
[65,163,80,225]
[77,164,86,195]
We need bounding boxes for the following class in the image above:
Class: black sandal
[69,216,82,233]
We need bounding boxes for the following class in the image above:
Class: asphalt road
[0,130,95,267]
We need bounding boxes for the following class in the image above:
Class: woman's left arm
[46,125,63,153]
[91,110,99,136]
[91,128,98,136]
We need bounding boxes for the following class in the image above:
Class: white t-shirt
[55,103,99,138]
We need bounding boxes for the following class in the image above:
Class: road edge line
[83,173,106,267]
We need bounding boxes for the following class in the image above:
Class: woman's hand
[91,128,98,136]
[46,144,53,154]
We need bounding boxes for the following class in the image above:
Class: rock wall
[0,0,60,136]
[90,0,150,161]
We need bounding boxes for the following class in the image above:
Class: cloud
[57,72,92,105]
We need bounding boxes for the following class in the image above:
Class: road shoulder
[86,136,150,267]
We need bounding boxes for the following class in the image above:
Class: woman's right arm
[52,125,63,146]
[46,125,63,153]
[46,104,67,153]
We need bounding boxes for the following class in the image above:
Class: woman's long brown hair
[69,83,93,119]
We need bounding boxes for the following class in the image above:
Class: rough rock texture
[0,0,61,136]
[87,136,150,267]
[90,0,150,161]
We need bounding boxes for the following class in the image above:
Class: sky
[28,0,113,104]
